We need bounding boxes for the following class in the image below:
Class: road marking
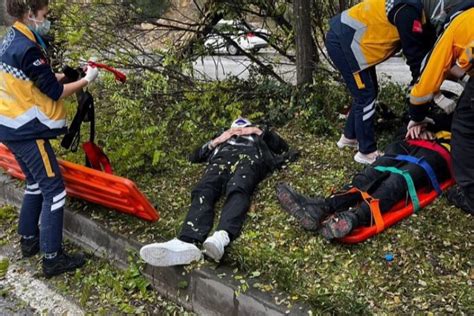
[0,260,84,315]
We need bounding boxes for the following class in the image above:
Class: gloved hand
[433,93,457,114]
[83,65,99,84]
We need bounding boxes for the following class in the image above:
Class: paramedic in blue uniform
[326,0,453,164]
[1,0,98,277]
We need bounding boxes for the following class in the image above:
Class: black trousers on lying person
[325,141,451,226]
[452,78,474,213]
[179,146,267,243]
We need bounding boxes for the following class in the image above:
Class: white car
[204,20,270,55]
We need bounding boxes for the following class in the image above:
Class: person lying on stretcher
[276,112,453,240]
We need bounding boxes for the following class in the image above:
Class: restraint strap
[383,154,442,195]
[407,140,452,174]
[83,142,113,174]
[374,166,421,213]
[347,187,384,233]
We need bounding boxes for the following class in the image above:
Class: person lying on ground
[276,112,456,240]
[140,117,298,266]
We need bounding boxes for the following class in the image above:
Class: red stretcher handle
[88,61,127,83]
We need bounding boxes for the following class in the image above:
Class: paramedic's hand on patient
[406,117,435,140]
[83,65,99,84]
[418,130,435,140]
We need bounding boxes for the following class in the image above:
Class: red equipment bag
[0,144,159,222]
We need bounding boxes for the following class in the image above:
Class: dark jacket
[188,126,295,171]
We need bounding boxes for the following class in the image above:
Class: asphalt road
[193,52,412,85]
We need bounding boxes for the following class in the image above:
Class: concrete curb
[0,174,310,315]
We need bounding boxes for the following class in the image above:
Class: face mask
[28,16,51,36]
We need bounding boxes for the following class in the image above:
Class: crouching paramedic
[405,2,474,215]
[326,0,448,164]
[0,0,98,276]
[140,118,297,266]
[276,113,453,240]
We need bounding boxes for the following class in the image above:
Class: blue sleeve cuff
[409,102,429,122]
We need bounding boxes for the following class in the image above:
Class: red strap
[348,188,385,233]
[407,140,452,174]
[88,61,127,83]
[83,142,113,174]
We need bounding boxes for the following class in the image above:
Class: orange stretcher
[339,179,455,244]
[0,144,159,222]
[339,139,454,244]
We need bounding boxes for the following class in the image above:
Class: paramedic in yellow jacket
[406,2,474,216]
[407,3,473,121]
[327,0,450,164]
[0,0,98,277]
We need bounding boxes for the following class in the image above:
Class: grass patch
[2,70,472,312]
[60,121,474,313]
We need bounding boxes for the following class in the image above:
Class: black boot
[320,211,359,240]
[446,186,474,215]
[20,236,40,258]
[42,250,86,278]
[276,183,330,231]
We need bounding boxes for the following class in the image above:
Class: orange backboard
[0,144,159,222]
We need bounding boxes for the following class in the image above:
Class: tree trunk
[293,0,317,86]
[0,0,6,26]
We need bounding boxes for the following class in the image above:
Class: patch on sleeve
[33,58,47,66]
[412,20,423,33]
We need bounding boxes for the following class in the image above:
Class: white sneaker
[354,151,384,165]
[203,230,230,262]
[337,135,359,149]
[139,238,202,267]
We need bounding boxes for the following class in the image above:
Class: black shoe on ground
[275,183,330,231]
[320,211,358,240]
[446,186,474,215]
[42,250,86,278]
[20,236,40,258]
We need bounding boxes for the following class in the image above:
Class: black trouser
[326,141,450,226]
[452,78,474,211]
[179,146,267,243]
